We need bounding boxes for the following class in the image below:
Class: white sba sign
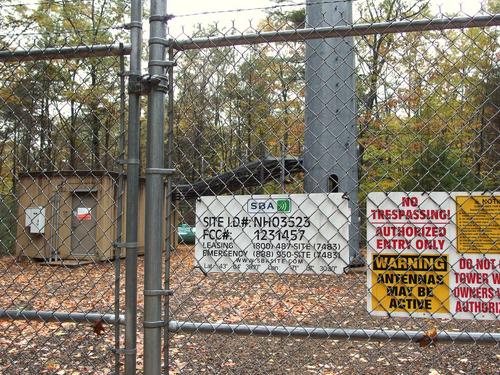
[195,193,351,275]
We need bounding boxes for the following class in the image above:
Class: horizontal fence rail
[169,321,500,345]
[0,43,132,62]
[0,309,125,325]
[172,14,500,50]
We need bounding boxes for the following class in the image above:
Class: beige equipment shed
[15,170,172,263]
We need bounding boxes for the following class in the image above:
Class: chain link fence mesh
[0,0,499,374]
[164,1,499,374]
[0,1,131,373]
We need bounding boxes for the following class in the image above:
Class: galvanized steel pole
[144,0,168,374]
[124,0,143,373]
[303,0,360,262]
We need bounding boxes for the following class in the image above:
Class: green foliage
[399,141,482,192]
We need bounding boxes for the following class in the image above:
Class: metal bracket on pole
[118,158,140,166]
[144,289,174,296]
[127,74,146,95]
[145,168,176,176]
[124,21,143,30]
[149,14,175,23]
[143,320,168,328]
[148,38,173,47]
[113,242,138,249]
[113,347,138,355]
[148,60,176,68]
[128,73,169,95]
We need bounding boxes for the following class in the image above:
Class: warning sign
[456,195,499,254]
[371,254,449,314]
[367,192,499,320]
[195,194,350,275]
[453,256,499,316]
[76,207,92,221]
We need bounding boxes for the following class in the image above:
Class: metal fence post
[144,0,168,374]
[124,0,143,373]
[303,0,360,262]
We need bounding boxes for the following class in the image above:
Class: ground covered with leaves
[1,246,498,374]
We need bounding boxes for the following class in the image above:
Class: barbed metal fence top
[0,0,499,374]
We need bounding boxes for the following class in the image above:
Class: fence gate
[0,19,131,375]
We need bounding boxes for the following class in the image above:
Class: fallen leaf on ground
[92,320,105,336]
[418,327,438,348]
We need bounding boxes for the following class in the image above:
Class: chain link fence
[163,1,499,374]
[0,0,499,374]
[0,1,132,373]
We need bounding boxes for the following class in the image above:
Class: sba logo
[276,199,291,212]
[247,198,292,214]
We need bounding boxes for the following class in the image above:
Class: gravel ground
[0,245,498,374]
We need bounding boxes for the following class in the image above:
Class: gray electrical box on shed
[25,207,45,234]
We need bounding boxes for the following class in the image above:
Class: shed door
[71,192,97,257]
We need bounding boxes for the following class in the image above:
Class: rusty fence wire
[162,2,500,374]
[0,1,133,374]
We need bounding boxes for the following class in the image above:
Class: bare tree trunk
[45,95,53,169]
[20,106,34,172]
[236,97,242,168]
[12,128,17,195]
[91,65,100,169]
[69,98,77,169]
[104,117,111,170]
[477,102,486,176]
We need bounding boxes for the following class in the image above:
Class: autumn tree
[0,0,127,186]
